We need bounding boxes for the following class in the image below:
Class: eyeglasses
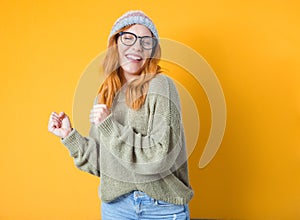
[119,32,157,50]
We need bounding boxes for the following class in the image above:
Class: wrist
[62,128,73,139]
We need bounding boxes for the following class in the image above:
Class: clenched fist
[48,112,72,139]
[90,104,110,125]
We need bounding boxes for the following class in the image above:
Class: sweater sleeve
[61,124,100,177]
[97,76,184,175]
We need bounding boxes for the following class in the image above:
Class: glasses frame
[119,32,157,50]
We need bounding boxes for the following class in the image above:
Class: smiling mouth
[126,54,143,62]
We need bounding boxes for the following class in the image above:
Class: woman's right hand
[48,112,72,139]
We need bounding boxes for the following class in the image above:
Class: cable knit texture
[61,74,193,205]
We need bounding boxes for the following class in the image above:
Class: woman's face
[117,24,153,82]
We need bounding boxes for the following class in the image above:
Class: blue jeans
[101,190,190,220]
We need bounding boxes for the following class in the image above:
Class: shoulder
[148,74,181,110]
[148,74,178,96]
[149,73,175,86]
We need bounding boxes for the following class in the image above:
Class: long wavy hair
[97,25,162,110]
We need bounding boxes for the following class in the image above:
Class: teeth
[126,54,142,61]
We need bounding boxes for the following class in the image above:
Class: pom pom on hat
[109,10,159,41]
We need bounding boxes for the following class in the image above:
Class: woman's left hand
[89,104,111,125]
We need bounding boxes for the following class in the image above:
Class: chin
[122,63,144,75]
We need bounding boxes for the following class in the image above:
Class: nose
[131,39,143,51]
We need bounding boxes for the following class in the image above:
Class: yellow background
[1,0,300,219]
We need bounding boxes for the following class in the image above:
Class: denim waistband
[132,190,155,202]
[101,190,190,219]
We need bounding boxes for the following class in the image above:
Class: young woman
[48,10,193,220]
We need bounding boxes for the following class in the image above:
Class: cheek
[117,44,128,64]
[143,47,153,59]
[146,50,153,59]
[117,44,125,58]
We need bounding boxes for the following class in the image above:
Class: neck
[120,70,141,85]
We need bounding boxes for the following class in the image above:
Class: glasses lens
[141,37,156,50]
[121,33,136,46]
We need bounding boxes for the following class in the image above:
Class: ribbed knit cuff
[97,115,115,137]
[61,129,84,156]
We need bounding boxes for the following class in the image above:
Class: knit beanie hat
[109,10,159,42]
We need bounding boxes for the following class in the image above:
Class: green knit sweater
[61,74,194,205]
